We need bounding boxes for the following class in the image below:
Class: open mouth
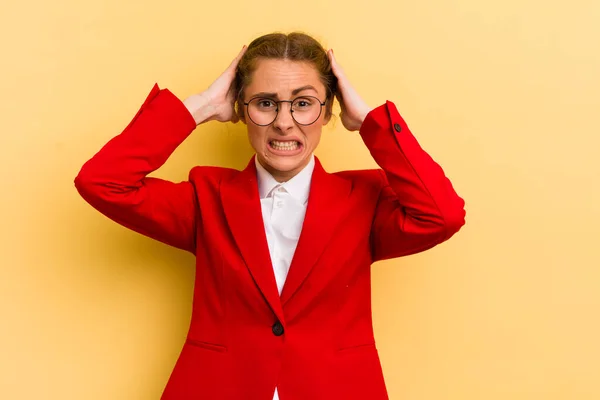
[268,140,303,153]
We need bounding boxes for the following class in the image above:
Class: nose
[273,102,294,132]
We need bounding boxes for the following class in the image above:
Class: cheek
[304,127,323,148]
[247,126,266,148]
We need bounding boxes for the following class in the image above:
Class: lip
[267,138,304,157]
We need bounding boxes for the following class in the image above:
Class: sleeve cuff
[124,83,197,135]
[359,101,409,146]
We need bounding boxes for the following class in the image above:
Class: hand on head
[184,45,247,125]
[327,49,372,132]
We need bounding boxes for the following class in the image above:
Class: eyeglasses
[243,96,327,126]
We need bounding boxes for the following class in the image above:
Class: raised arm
[359,102,465,261]
[74,46,247,253]
[327,49,465,261]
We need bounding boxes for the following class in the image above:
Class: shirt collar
[255,155,314,204]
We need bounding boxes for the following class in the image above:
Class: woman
[75,32,466,400]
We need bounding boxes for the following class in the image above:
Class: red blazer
[75,84,465,400]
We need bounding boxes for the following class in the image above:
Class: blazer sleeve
[74,84,199,254]
[359,101,466,262]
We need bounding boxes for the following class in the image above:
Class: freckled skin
[243,59,331,182]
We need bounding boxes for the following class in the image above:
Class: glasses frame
[243,96,327,126]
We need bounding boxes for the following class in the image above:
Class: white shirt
[255,155,314,400]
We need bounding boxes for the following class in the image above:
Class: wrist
[353,108,371,131]
[360,110,371,128]
[183,92,216,125]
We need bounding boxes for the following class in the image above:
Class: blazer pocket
[336,342,376,355]
[186,338,228,353]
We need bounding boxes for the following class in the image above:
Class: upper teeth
[271,140,299,150]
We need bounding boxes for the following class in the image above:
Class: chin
[262,153,307,174]
[268,158,302,172]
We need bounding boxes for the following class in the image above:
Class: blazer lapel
[220,157,284,323]
[280,157,352,306]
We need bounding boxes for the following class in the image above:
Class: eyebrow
[249,85,319,99]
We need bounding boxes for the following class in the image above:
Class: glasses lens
[247,98,278,125]
[291,97,321,125]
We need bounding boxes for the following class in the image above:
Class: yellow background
[1,0,599,398]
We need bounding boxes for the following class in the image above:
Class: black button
[394,123,402,132]
[272,321,284,336]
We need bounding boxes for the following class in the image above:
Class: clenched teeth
[270,140,300,151]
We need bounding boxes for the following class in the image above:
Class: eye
[293,97,315,109]
[255,99,276,109]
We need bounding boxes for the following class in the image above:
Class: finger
[236,45,247,61]
[328,49,346,80]
[327,49,336,73]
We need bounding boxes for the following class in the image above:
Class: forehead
[246,58,324,98]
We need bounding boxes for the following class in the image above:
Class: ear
[235,102,247,124]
